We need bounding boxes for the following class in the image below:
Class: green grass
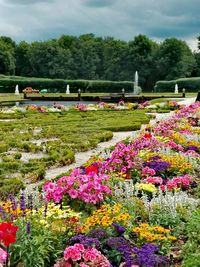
[142,92,197,98]
[0,93,24,102]
[0,109,150,196]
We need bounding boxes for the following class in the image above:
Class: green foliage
[0,75,134,93]
[182,208,200,267]
[0,143,8,153]
[155,77,200,92]
[0,34,198,91]
[0,37,16,75]
[0,177,25,197]
[155,38,195,81]
[10,222,65,267]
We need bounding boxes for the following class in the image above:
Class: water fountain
[133,71,141,95]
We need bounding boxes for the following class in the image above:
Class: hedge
[0,75,134,93]
[154,77,200,92]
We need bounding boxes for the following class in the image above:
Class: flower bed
[0,102,199,266]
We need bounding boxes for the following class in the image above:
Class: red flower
[144,132,151,138]
[86,165,98,174]
[0,222,18,246]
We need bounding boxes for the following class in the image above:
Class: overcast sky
[0,0,199,50]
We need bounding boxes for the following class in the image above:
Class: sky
[0,0,199,50]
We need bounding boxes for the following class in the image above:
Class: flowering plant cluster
[132,223,176,243]
[0,101,199,267]
[0,221,18,246]
[43,166,111,204]
[54,244,110,267]
[26,104,47,112]
[81,203,131,232]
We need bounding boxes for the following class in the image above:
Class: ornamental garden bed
[0,107,150,196]
[0,102,199,267]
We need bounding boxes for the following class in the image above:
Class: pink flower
[80,263,89,267]
[68,189,79,199]
[64,246,82,261]
[0,248,7,264]
[74,243,84,252]
[143,176,163,185]
[83,247,99,262]
[142,166,156,176]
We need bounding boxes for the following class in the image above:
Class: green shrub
[154,77,200,92]
[14,152,22,159]
[0,143,8,153]
[0,178,25,198]
[0,75,134,93]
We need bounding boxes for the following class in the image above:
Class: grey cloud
[0,0,199,50]
[4,0,55,5]
[83,0,116,8]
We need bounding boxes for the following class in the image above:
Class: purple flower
[186,145,199,151]
[88,228,108,239]
[106,237,130,250]
[112,223,125,234]
[20,192,26,215]
[70,234,101,250]
[149,155,161,161]
[70,234,85,243]
[82,237,101,250]
[132,244,169,267]
[26,221,31,234]
[119,243,169,267]
[143,161,170,173]
[9,194,17,210]
[79,166,86,174]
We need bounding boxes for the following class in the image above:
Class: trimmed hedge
[0,75,134,93]
[154,77,200,92]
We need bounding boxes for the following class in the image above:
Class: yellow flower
[135,183,157,193]
[132,223,176,243]
[168,236,177,241]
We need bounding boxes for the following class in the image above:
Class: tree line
[0,34,199,90]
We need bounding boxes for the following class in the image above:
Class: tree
[124,35,159,89]
[27,40,72,78]
[0,38,15,75]
[156,38,195,80]
[15,41,32,76]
